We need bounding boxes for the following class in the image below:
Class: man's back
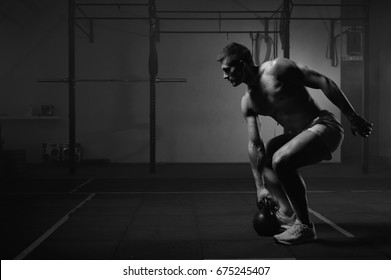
[242,58,321,133]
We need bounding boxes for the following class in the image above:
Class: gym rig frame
[40,0,369,175]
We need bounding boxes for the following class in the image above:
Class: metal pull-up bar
[37,78,187,83]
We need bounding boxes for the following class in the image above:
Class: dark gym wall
[340,0,391,167]
[368,0,391,167]
[0,0,69,162]
[0,0,389,167]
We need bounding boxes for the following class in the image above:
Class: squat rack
[49,0,368,175]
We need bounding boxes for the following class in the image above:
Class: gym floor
[1,162,390,260]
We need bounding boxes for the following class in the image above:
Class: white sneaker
[274,220,317,245]
[275,211,296,230]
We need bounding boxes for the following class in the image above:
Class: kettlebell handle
[262,197,271,207]
[262,197,276,216]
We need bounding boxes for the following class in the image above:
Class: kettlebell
[252,197,281,236]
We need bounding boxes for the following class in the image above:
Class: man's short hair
[217,42,254,65]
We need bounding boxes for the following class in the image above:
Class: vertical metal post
[362,0,370,173]
[252,33,260,64]
[274,18,278,58]
[68,0,76,175]
[330,20,336,66]
[149,0,158,173]
[282,0,291,59]
[282,0,291,134]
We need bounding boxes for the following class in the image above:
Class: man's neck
[244,65,260,87]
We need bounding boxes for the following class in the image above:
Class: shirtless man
[217,42,373,245]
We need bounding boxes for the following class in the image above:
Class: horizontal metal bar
[74,6,281,13]
[156,78,187,83]
[154,17,279,20]
[292,3,366,7]
[75,16,148,20]
[76,79,150,82]
[290,17,365,20]
[159,30,280,34]
[74,16,278,20]
[76,3,148,7]
[160,17,366,21]
[36,78,187,83]
[156,10,283,14]
[37,79,69,83]
[74,16,365,21]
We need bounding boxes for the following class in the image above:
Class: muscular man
[217,42,372,245]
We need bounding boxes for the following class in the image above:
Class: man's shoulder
[262,57,296,76]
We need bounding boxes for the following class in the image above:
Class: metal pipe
[76,17,279,20]
[156,10,283,14]
[75,16,149,20]
[76,3,149,7]
[330,20,336,66]
[37,79,69,83]
[76,5,89,18]
[156,78,187,83]
[282,0,291,59]
[159,30,280,34]
[362,1,370,173]
[155,17,280,20]
[75,22,89,37]
[75,6,281,13]
[149,0,157,174]
[282,0,291,135]
[292,3,366,7]
[273,14,278,58]
[290,17,365,20]
[74,16,365,21]
[68,0,76,175]
[37,78,187,83]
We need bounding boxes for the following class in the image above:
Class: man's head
[217,42,254,87]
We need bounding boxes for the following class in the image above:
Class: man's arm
[278,58,373,137]
[241,95,265,188]
[241,95,271,203]
[244,113,267,193]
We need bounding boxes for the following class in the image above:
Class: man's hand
[257,187,271,203]
[349,113,373,138]
[256,187,279,211]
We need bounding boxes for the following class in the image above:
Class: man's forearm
[248,141,265,188]
[322,78,357,120]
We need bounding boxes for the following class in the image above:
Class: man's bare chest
[246,81,294,116]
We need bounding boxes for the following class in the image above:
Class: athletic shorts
[306,110,344,159]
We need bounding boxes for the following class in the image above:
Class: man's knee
[265,134,293,168]
[263,167,279,186]
[272,149,292,173]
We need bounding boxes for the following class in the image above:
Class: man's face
[221,58,244,87]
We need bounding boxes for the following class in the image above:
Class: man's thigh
[273,130,331,169]
[265,133,294,167]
